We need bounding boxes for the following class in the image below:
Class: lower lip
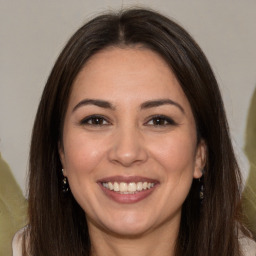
[99,183,157,204]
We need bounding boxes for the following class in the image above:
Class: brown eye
[146,115,177,126]
[81,115,109,126]
[152,117,167,125]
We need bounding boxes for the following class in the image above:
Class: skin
[59,46,206,256]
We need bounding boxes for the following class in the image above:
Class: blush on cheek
[157,142,195,171]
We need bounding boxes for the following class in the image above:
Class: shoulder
[12,227,26,256]
[239,235,256,256]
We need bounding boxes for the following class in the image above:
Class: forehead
[69,46,191,112]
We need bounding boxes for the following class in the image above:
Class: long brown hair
[25,8,246,256]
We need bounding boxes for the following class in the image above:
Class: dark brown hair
[25,8,246,256]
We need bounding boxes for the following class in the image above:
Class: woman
[13,8,256,256]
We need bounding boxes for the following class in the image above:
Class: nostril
[108,139,148,166]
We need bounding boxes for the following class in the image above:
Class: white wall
[1,0,255,194]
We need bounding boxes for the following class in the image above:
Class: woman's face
[59,47,205,237]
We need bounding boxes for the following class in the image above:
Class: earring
[199,176,204,201]
[199,181,204,200]
[62,169,69,193]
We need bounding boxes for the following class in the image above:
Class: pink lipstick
[98,176,159,204]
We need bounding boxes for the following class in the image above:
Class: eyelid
[80,114,111,126]
[144,115,178,126]
[79,114,178,127]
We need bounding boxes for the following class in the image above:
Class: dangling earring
[62,169,69,193]
[199,175,204,201]
[199,180,204,200]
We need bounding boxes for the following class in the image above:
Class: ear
[193,140,207,179]
[58,141,67,177]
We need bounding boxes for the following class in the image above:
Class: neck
[88,217,180,256]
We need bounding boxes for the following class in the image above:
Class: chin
[99,214,155,238]
[106,224,152,238]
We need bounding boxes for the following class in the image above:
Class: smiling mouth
[98,176,158,203]
[102,181,155,194]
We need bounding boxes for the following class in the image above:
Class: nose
[108,125,148,167]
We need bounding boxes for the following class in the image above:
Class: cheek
[63,132,107,177]
[62,133,109,211]
[150,132,197,175]
[155,134,197,207]
[148,130,197,201]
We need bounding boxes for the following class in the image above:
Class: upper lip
[97,175,159,184]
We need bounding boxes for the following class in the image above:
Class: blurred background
[1,1,256,254]
[0,0,255,198]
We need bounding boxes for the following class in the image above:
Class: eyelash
[80,115,177,127]
[145,115,177,127]
[80,115,111,126]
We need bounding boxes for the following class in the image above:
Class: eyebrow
[140,99,185,113]
[72,98,184,113]
[72,99,115,112]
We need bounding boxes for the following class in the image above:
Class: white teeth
[128,182,137,192]
[113,182,119,192]
[137,182,143,191]
[103,183,109,189]
[102,181,155,193]
[119,182,128,192]
[108,182,114,190]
